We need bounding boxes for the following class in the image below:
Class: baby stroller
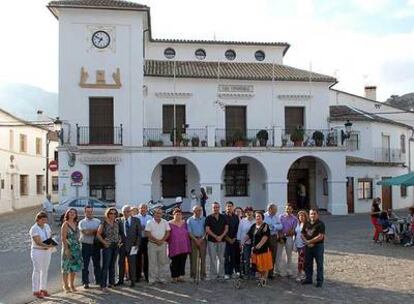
[379,212,398,243]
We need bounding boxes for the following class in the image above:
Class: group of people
[29,201,326,299]
[370,197,414,245]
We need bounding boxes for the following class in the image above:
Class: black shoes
[115,281,124,287]
[316,282,323,288]
[83,284,89,289]
[301,280,313,285]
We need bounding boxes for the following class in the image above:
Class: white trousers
[276,236,294,276]
[31,249,52,292]
[207,241,225,277]
[148,242,168,282]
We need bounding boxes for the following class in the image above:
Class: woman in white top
[29,212,56,299]
[294,210,308,281]
[237,206,255,278]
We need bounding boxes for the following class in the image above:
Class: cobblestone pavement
[1,207,413,304]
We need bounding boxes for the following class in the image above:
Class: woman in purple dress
[168,208,191,282]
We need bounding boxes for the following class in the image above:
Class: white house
[47,0,413,215]
[0,109,59,214]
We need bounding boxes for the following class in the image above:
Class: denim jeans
[101,244,118,288]
[224,241,240,275]
[81,243,101,285]
[241,244,253,278]
[304,243,324,284]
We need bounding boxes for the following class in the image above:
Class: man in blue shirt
[187,205,206,281]
[264,203,282,279]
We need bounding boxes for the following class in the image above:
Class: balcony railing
[215,128,274,147]
[143,128,208,147]
[77,125,123,145]
[281,129,338,148]
[373,148,405,163]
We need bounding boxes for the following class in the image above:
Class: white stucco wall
[145,42,286,64]
[0,111,55,214]
[346,165,413,213]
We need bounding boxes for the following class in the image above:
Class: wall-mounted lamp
[341,120,353,145]
[172,157,178,165]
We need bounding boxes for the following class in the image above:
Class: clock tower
[47,0,149,148]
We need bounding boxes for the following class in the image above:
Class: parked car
[54,197,118,224]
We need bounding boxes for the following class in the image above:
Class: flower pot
[235,140,245,147]
[201,140,207,147]
[259,139,267,147]
[315,139,323,147]
[294,141,303,147]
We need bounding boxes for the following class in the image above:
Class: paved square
[25,212,414,304]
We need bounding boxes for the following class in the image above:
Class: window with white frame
[357,178,372,200]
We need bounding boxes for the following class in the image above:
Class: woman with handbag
[246,211,273,286]
[96,207,121,292]
[29,211,57,299]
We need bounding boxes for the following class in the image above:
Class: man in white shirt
[42,195,54,226]
[145,208,170,284]
[78,206,101,289]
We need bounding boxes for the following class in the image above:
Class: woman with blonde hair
[295,210,309,282]
[61,208,82,293]
[29,211,57,299]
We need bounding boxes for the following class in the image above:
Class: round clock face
[92,30,110,49]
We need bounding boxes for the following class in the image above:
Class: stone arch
[150,156,201,212]
[286,155,332,211]
[219,155,268,210]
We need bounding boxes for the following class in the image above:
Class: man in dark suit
[117,205,141,287]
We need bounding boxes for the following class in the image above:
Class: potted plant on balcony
[182,138,190,146]
[256,129,269,147]
[170,128,183,146]
[233,130,246,147]
[290,127,304,147]
[312,130,325,147]
[191,136,200,147]
[220,139,226,147]
[156,140,164,147]
[201,140,207,147]
[250,138,258,147]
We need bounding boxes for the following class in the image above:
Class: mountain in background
[0,83,58,121]
[386,92,414,111]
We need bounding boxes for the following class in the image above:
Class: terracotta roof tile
[48,0,148,10]
[329,105,412,129]
[152,38,289,48]
[144,60,336,82]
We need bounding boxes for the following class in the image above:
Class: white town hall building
[47,0,414,215]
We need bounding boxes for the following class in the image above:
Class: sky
[0,0,413,101]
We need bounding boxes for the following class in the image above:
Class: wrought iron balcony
[215,128,274,147]
[76,125,123,146]
[143,128,208,147]
[373,148,406,163]
[281,129,339,148]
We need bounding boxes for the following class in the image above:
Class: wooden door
[225,106,246,139]
[162,165,186,198]
[89,97,114,144]
[346,177,354,213]
[285,107,304,133]
[381,176,393,210]
[89,165,116,202]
